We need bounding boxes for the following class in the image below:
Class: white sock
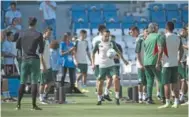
[166,99,170,105]
[138,92,142,99]
[97,95,102,101]
[104,88,109,95]
[115,92,119,99]
[157,92,160,96]
[143,93,146,100]
[174,98,179,105]
[180,92,184,101]
[39,94,44,101]
[171,91,175,97]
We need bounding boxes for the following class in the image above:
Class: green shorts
[178,63,187,79]
[137,68,147,85]
[114,66,120,76]
[161,67,178,85]
[40,68,53,85]
[94,65,99,77]
[77,64,88,73]
[97,66,118,80]
[20,58,40,84]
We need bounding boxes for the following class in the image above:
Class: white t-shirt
[39,2,56,20]
[5,10,22,25]
[93,41,115,68]
[2,40,15,64]
[75,39,89,64]
[40,40,51,69]
[92,34,102,65]
[162,32,180,67]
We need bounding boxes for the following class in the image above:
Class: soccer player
[130,26,147,103]
[158,22,183,109]
[178,27,188,103]
[143,23,164,104]
[39,27,54,104]
[16,17,43,110]
[92,30,128,105]
[74,30,91,93]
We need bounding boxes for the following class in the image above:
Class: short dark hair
[111,35,115,38]
[10,2,16,6]
[106,30,110,33]
[130,26,139,32]
[166,21,174,32]
[143,26,148,31]
[44,27,53,33]
[66,32,71,36]
[80,29,87,34]
[98,24,106,32]
[28,17,37,27]
[6,31,13,37]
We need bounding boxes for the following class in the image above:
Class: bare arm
[178,40,184,63]
[87,52,92,63]
[137,53,143,67]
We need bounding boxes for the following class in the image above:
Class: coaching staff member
[16,17,44,110]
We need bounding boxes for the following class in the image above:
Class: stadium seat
[174,22,183,29]
[136,17,148,29]
[157,22,166,29]
[101,4,118,11]
[180,4,188,23]
[103,11,118,22]
[71,12,88,22]
[148,3,164,11]
[89,11,103,23]
[122,16,136,23]
[74,22,89,32]
[106,22,121,29]
[122,22,136,29]
[90,22,104,35]
[70,4,87,11]
[166,11,181,22]
[151,10,166,22]
[88,4,101,11]
[164,4,178,10]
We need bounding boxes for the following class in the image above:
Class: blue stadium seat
[157,22,166,29]
[174,22,183,29]
[148,4,164,11]
[151,10,166,22]
[122,23,136,29]
[137,23,148,29]
[180,3,188,11]
[164,4,178,10]
[88,4,101,11]
[90,22,104,29]
[72,12,88,22]
[101,4,117,11]
[180,3,188,23]
[89,11,103,23]
[135,17,148,29]
[122,16,136,23]
[70,4,87,11]
[74,22,89,32]
[103,11,117,19]
[166,11,181,22]
[106,22,121,29]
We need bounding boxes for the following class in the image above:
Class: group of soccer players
[2,15,187,110]
[129,22,188,108]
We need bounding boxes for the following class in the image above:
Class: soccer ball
[106,48,117,59]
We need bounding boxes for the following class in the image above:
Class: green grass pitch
[1,87,188,117]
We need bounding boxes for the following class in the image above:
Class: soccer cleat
[40,100,48,105]
[158,104,171,109]
[96,101,102,105]
[31,106,42,110]
[139,99,143,104]
[171,104,179,108]
[157,95,161,100]
[115,98,120,105]
[15,105,21,110]
[103,95,112,101]
[161,97,166,104]
[181,101,188,106]
[146,98,155,104]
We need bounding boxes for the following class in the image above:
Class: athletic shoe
[97,101,102,105]
[31,106,42,110]
[40,100,48,105]
[161,97,166,104]
[157,95,161,100]
[179,100,185,104]
[15,105,21,110]
[101,96,105,101]
[171,104,179,108]
[143,98,148,102]
[103,95,112,101]
[146,99,155,104]
[158,104,171,109]
[115,98,120,105]
[181,101,188,106]
[139,99,143,104]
